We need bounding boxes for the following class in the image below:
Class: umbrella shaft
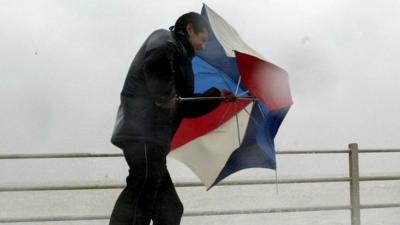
[178,96,257,102]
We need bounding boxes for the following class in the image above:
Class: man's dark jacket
[111,29,221,148]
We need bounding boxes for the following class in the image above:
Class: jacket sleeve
[143,42,177,104]
[180,87,222,118]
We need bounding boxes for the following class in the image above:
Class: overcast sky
[1,0,400,154]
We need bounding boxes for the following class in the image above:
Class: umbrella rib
[237,90,249,97]
[219,72,236,92]
[217,102,233,126]
[256,102,266,119]
[196,57,249,147]
[234,103,241,146]
[210,63,243,127]
[233,68,245,147]
[234,76,242,95]
[197,56,237,92]
[243,107,261,128]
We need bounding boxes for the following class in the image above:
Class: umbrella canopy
[169,4,293,189]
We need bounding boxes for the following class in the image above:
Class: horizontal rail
[1,176,399,192]
[277,150,349,154]
[360,203,400,209]
[360,176,400,181]
[0,215,109,223]
[187,203,400,216]
[1,149,399,159]
[358,149,400,153]
[1,204,399,223]
[278,149,400,154]
[0,177,351,192]
[0,206,353,223]
[186,205,353,216]
[0,153,123,159]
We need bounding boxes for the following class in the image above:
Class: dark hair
[172,12,210,34]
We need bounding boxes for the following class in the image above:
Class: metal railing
[0,143,399,224]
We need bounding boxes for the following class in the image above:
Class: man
[109,12,235,225]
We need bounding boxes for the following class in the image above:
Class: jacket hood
[170,26,195,58]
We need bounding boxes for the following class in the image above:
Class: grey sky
[1,0,400,154]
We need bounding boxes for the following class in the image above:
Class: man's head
[174,12,210,54]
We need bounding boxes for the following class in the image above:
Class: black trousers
[109,142,183,225]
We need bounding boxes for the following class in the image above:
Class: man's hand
[155,96,178,110]
[220,89,236,102]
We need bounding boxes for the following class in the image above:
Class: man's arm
[180,88,236,118]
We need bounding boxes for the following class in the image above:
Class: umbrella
[169,4,293,189]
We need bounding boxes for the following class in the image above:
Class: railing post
[349,143,361,225]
